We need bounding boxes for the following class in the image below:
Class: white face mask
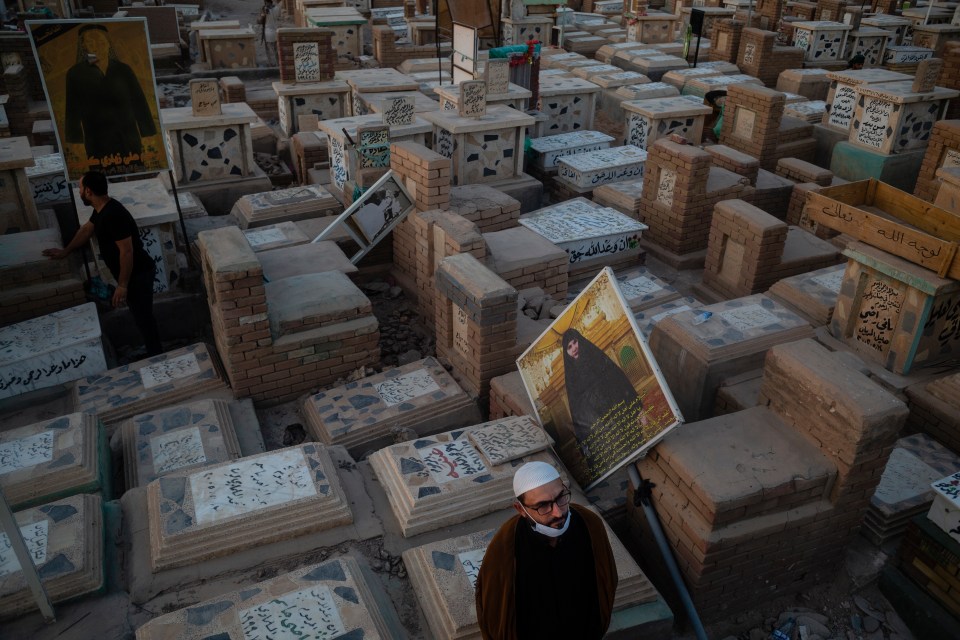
[521,506,571,538]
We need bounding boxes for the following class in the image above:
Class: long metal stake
[0,487,55,623]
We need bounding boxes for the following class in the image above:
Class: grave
[682,73,764,98]
[489,370,536,420]
[883,45,934,72]
[529,130,615,172]
[905,373,960,455]
[0,303,107,402]
[355,90,441,116]
[930,471,960,545]
[626,13,680,44]
[302,357,481,457]
[337,68,421,115]
[134,557,405,640]
[435,82,533,112]
[633,296,705,339]
[274,79,352,137]
[24,152,68,209]
[912,24,960,58]
[146,443,352,571]
[233,184,344,229]
[536,75,601,133]
[0,136,38,233]
[767,263,845,326]
[648,294,815,420]
[555,145,648,194]
[519,198,649,283]
[368,416,558,537]
[502,16,554,45]
[483,226,570,298]
[623,54,689,82]
[847,80,957,156]
[0,494,103,618]
[820,69,914,135]
[916,120,960,203]
[73,342,228,430]
[622,96,712,149]
[0,412,104,510]
[784,99,827,123]
[120,398,243,490]
[776,68,832,101]
[197,27,257,69]
[737,28,806,88]
[791,20,852,64]
[242,222,311,254]
[617,267,683,312]
[661,67,724,91]
[448,184,523,233]
[846,27,893,67]
[272,28,350,136]
[606,81,679,121]
[304,7,366,69]
[161,102,271,214]
[863,433,960,546]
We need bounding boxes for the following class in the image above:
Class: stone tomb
[232,183,343,229]
[633,296,705,339]
[905,373,960,457]
[776,68,832,101]
[0,413,103,510]
[519,198,648,282]
[863,433,960,546]
[883,45,933,67]
[120,398,242,490]
[529,130,615,171]
[336,68,420,116]
[303,357,481,457]
[617,267,683,312]
[355,90,439,118]
[785,100,827,123]
[0,303,107,401]
[0,136,38,233]
[24,152,68,208]
[860,14,912,46]
[134,557,404,640]
[661,67,724,91]
[147,443,351,571]
[649,294,815,420]
[242,222,311,253]
[304,8,366,69]
[556,145,648,190]
[423,106,534,187]
[197,27,257,69]
[273,78,351,137]
[73,342,228,430]
[622,96,712,149]
[929,471,960,545]
[536,75,601,134]
[830,242,960,375]
[403,514,665,640]
[502,16,553,45]
[848,81,958,156]
[821,69,912,133]
[369,417,557,537]
[846,28,893,67]
[682,74,764,98]
[767,263,845,326]
[189,78,221,117]
[626,13,679,44]
[0,494,103,619]
[792,20,852,63]
[435,82,532,113]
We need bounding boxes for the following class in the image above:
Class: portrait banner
[27,18,169,180]
[517,268,684,490]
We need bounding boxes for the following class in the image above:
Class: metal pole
[0,487,55,623]
[166,170,194,269]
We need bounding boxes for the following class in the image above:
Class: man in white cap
[474,460,617,640]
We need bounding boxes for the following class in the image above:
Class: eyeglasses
[521,489,571,516]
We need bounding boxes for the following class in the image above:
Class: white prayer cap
[513,461,560,498]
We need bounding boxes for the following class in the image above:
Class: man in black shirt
[44,171,163,356]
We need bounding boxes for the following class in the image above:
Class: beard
[80,195,91,206]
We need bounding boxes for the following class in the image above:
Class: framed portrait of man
[517,268,684,489]
[27,18,168,180]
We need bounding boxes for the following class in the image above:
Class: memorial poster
[517,268,683,489]
[28,19,168,180]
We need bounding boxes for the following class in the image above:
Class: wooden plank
[815,179,872,204]
[874,181,960,241]
[804,190,960,279]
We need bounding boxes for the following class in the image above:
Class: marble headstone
[189,79,221,117]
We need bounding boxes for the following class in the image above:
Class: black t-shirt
[514,509,604,639]
[89,198,154,280]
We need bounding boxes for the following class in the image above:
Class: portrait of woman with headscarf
[561,328,644,463]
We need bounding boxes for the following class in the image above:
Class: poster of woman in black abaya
[517,268,683,489]
[27,18,168,180]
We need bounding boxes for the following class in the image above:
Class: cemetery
[3,0,960,638]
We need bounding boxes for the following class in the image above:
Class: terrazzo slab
[135,556,405,640]
[556,145,647,188]
[633,297,704,339]
[0,303,107,401]
[233,184,343,229]
[120,398,242,490]
[0,494,103,618]
[74,177,179,228]
[147,443,352,571]
[617,267,682,312]
[528,130,615,170]
[303,357,481,457]
[614,82,679,102]
[0,413,103,510]
[767,264,845,326]
[369,417,559,537]
[72,343,228,430]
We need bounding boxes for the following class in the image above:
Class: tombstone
[303,8,366,69]
[777,68,833,101]
[197,27,258,69]
[537,75,601,133]
[73,342,228,431]
[883,45,934,69]
[0,413,103,510]
[848,81,958,156]
[382,94,416,126]
[302,357,481,457]
[912,24,960,58]
[0,228,85,327]
[846,27,893,67]
[0,303,107,401]
[821,69,912,133]
[458,80,487,118]
[930,471,960,545]
[273,79,352,137]
[661,67,724,91]
[435,81,532,112]
[232,184,343,229]
[633,296,705,339]
[627,14,680,44]
[791,20,852,63]
[529,130,615,172]
[622,96,713,149]
[502,16,553,45]
[484,58,510,94]
[913,58,944,93]
[682,73,763,98]
[189,79,221,117]
[767,263,845,325]
[339,69,421,116]
[0,494,103,618]
[24,152,68,208]
[368,417,558,536]
[556,145,648,190]
[785,99,827,123]
[135,557,406,640]
[0,136,38,233]
[617,267,683,312]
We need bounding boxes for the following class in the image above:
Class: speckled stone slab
[402,509,659,639]
[232,184,343,229]
[0,413,103,510]
[0,494,103,618]
[767,264,845,326]
[135,556,405,640]
[863,433,960,545]
[120,398,242,490]
[72,343,228,430]
[302,357,481,457]
[0,303,107,401]
[147,443,352,571]
[616,267,682,313]
[369,416,558,537]
[632,296,704,339]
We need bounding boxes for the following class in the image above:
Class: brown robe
[474,503,618,640]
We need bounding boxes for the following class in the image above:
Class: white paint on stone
[244,227,289,248]
[240,584,346,640]
[418,439,487,484]
[151,426,207,474]
[375,369,441,406]
[0,431,55,475]
[140,353,202,389]
[0,520,48,578]
[811,269,845,292]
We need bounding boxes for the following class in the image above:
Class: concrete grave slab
[767,263,845,326]
[257,241,357,281]
[233,184,343,229]
[632,296,704,339]
[617,267,682,312]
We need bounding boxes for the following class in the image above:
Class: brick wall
[219,76,247,103]
[705,144,761,185]
[776,157,832,186]
[737,28,805,88]
[373,26,451,69]
[915,120,960,202]
[277,28,335,84]
[291,131,328,184]
[0,236,85,328]
[448,184,522,233]
[709,19,745,63]
[720,83,786,171]
[489,371,536,419]
[939,43,960,120]
[815,0,847,21]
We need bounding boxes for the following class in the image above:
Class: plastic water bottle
[770,618,794,640]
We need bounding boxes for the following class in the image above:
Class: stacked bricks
[815,0,847,21]
[219,76,247,103]
[709,20,746,63]
[1,65,33,138]
[489,371,536,420]
[197,226,379,404]
[0,33,45,102]
[409,209,486,325]
[914,120,960,203]
[702,199,789,298]
[705,144,761,185]
[737,29,805,88]
[904,374,960,456]
[291,132,328,184]
[898,516,960,619]
[0,233,85,328]
[784,182,839,239]
[756,0,785,30]
[639,139,753,256]
[631,339,907,619]
[939,43,960,120]
[390,141,452,292]
[484,228,569,299]
[720,83,788,171]
[434,253,519,403]
[449,185,522,233]
[277,29,335,84]
[775,157,833,186]
[871,0,897,14]
[372,26,448,70]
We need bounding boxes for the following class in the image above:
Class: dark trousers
[126,269,163,356]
